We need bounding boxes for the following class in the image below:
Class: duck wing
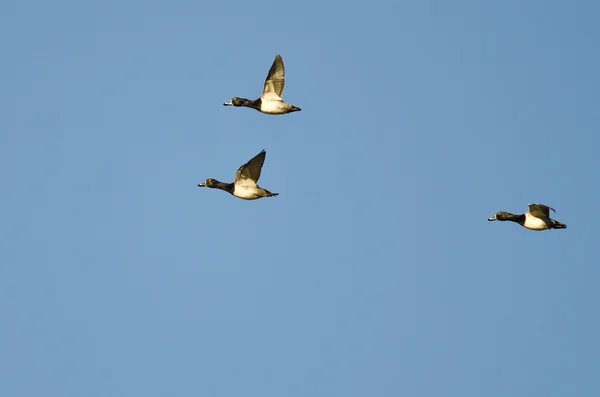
[528,203,556,218]
[261,54,285,100]
[235,150,267,184]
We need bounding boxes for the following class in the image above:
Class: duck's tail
[290,106,301,112]
[263,189,279,198]
[552,220,567,229]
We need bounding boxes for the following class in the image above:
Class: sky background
[1,1,599,396]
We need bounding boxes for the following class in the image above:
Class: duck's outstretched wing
[262,54,285,100]
[528,203,555,218]
[235,150,267,184]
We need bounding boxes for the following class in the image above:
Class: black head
[198,178,219,188]
[488,211,512,221]
[198,178,234,194]
[223,97,244,107]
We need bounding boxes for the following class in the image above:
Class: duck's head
[198,178,218,188]
[223,97,244,106]
[488,211,511,221]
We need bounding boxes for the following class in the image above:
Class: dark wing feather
[528,203,555,218]
[235,150,267,183]
[262,54,285,98]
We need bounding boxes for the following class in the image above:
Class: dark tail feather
[552,220,567,229]
[263,188,279,198]
[291,106,301,112]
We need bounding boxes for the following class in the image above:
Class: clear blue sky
[1,1,599,396]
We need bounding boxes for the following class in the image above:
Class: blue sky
[1,1,599,396]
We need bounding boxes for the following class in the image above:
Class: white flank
[523,215,549,231]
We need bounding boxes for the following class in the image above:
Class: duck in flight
[197,150,279,200]
[488,203,567,231]
[223,54,301,115]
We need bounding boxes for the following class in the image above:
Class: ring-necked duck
[223,54,301,115]
[198,150,279,200]
[488,203,566,231]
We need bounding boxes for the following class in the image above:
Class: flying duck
[197,150,279,200]
[488,203,567,231]
[223,54,301,115]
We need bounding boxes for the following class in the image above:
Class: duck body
[223,97,300,115]
[199,178,277,200]
[488,203,566,231]
[258,98,301,115]
[197,150,278,200]
[223,54,301,115]
[232,179,278,200]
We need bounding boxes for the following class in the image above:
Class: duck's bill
[223,100,233,106]
[488,215,497,221]
[197,182,206,187]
